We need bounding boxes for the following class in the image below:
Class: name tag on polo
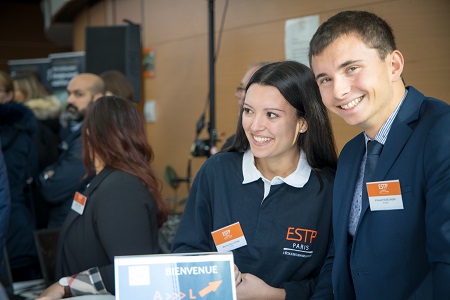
[71,191,87,215]
[367,180,404,211]
[211,222,247,252]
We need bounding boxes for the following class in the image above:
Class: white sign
[115,252,236,300]
[285,15,319,67]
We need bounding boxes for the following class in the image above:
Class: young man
[309,11,450,299]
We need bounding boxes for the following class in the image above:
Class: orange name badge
[71,191,87,215]
[211,222,247,253]
[366,180,404,211]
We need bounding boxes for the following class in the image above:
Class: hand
[236,273,286,300]
[36,282,66,300]
[234,264,242,287]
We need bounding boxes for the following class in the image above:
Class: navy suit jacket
[312,86,450,299]
[39,126,90,227]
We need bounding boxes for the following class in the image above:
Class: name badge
[211,222,247,253]
[367,180,404,211]
[71,191,87,215]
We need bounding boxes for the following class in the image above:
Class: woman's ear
[297,118,308,134]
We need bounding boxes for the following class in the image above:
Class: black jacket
[56,167,160,293]
[0,102,38,269]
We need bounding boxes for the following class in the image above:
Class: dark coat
[25,97,62,229]
[0,147,11,268]
[25,96,61,171]
[39,124,91,228]
[0,102,38,269]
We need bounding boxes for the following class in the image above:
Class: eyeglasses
[235,86,245,94]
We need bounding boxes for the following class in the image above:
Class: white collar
[242,149,312,188]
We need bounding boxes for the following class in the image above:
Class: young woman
[172,61,337,300]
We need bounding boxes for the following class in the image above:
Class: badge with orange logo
[211,222,247,252]
[366,180,403,211]
[71,191,87,215]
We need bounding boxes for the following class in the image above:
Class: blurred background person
[13,72,62,229]
[222,61,272,150]
[39,73,104,228]
[234,62,273,107]
[37,96,168,299]
[100,70,135,102]
[12,72,50,104]
[13,72,62,150]
[0,70,40,281]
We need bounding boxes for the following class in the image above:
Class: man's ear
[390,50,404,83]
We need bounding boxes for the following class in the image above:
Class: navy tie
[364,140,383,182]
[349,140,383,235]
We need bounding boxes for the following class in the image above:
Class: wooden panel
[70,0,450,202]
[112,0,142,25]
[144,33,210,195]
[143,0,209,43]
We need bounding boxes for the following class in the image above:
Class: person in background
[37,96,168,299]
[221,61,272,150]
[309,10,450,299]
[13,72,62,229]
[172,61,337,299]
[100,70,135,102]
[13,72,62,171]
[0,70,40,281]
[39,73,104,228]
[13,72,62,146]
[12,72,50,103]
[0,144,11,273]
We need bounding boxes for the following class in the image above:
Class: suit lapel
[360,87,423,216]
[335,135,365,241]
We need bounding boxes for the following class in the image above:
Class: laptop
[0,247,45,300]
[114,252,236,300]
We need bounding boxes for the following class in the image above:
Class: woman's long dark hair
[227,61,337,174]
[82,96,167,226]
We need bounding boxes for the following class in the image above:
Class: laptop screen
[114,252,236,300]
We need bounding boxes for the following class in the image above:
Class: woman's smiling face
[242,83,305,162]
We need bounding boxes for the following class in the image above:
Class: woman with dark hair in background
[100,70,135,102]
[172,61,337,299]
[37,95,168,299]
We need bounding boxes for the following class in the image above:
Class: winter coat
[0,102,39,270]
[26,97,62,228]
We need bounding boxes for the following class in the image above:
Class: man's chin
[60,111,83,128]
